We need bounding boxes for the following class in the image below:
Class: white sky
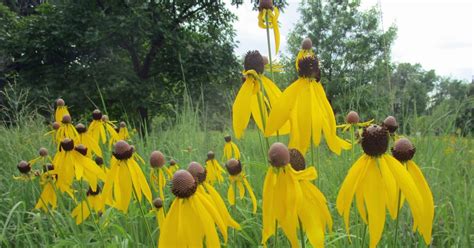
[227,0,473,81]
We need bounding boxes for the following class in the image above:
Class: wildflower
[153,197,165,227]
[261,142,302,247]
[166,159,179,178]
[295,38,315,71]
[45,122,61,142]
[54,98,70,123]
[225,159,257,213]
[223,135,241,160]
[75,123,102,157]
[336,124,426,248]
[265,53,351,155]
[14,160,35,180]
[71,186,105,224]
[258,0,280,54]
[117,121,130,140]
[150,150,167,200]
[55,115,78,144]
[88,109,119,145]
[158,170,227,247]
[35,164,64,212]
[337,111,374,132]
[205,151,225,184]
[263,56,284,73]
[232,51,289,138]
[288,148,333,248]
[392,138,434,244]
[53,138,106,194]
[102,140,152,212]
[188,162,240,233]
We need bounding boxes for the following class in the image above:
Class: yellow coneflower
[337,111,374,133]
[158,170,227,247]
[102,140,152,212]
[392,138,434,244]
[258,0,280,54]
[75,123,102,158]
[205,151,225,185]
[225,159,257,214]
[88,109,119,145]
[336,124,426,248]
[262,143,333,247]
[289,148,333,248]
[188,162,241,233]
[295,38,315,71]
[223,135,241,160]
[153,197,165,227]
[71,186,105,224]
[55,115,78,144]
[232,51,289,138]
[53,139,106,194]
[35,164,67,212]
[263,56,284,73]
[54,98,70,123]
[117,121,130,140]
[149,150,167,201]
[14,160,36,181]
[165,159,179,178]
[265,49,351,155]
[44,122,61,143]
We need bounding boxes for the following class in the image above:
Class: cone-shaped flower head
[153,197,165,227]
[54,98,70,123]
[383,116,398,134]
[336,125,428,248]
[88,109,119,146]
[265,54,351,155]
[166,159,180,178]
[55,115,78,144]
[295,38,315,71]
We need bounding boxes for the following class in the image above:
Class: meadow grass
[0,107,472,247]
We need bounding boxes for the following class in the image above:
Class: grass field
[0,107,472,247]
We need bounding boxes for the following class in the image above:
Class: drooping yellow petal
[227,182,235,206]
[336,155,369,235]
[159,199,180,247]
[204,183,240,229]
[271,7,280,54]
[231,142,241,160]
[384,155,424,231]
[265,79,304,136]
[243,177,257,214]
[261,168,276,245]
[293,80,312,155]
[196,192,227,244]
[363,159,387,248]
[407,160,434,244]
[181,198,204,247]
[233,78,256,139]
[129,159,152,204]
[115,164,132,212]
[378,157,398,219]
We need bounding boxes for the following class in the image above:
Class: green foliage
[286,0,397,121]
[0,1,241,126]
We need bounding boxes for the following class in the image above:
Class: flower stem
[394,190,402,247]
[298,218,305,248]
[134,191,155,247]
[273,220,279,248]
[264,12,276,83]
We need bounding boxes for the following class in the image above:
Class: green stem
[273,220,279,248]
[361,224,367,248]
[232,181,237,247]
[394,190,402,248]
[298,219,305,248]
[264,12,276,83]
[134,191,155,247]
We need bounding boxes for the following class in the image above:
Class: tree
[286,0,397,121]
[0,1,240,127]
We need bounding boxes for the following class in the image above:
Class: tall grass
[0,93,472,247]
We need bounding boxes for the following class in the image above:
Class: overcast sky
[227,0,473,81]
